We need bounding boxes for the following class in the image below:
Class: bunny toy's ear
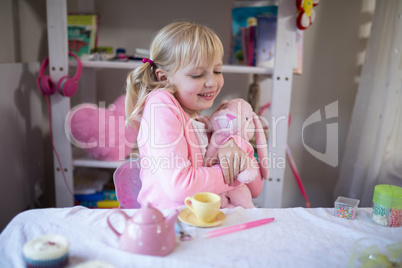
[253,113,269,179]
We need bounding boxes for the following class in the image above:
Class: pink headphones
[37,52,82,97]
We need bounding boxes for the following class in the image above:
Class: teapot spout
[166,209,180,228]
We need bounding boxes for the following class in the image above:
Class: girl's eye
[191,74,203,78]
[214,71,222,75]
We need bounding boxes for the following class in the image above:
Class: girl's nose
[205,76,217,88]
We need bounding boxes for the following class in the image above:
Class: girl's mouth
[197,92,215,101]
[198,93,214,97]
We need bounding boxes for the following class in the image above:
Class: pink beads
[390,209,402,227]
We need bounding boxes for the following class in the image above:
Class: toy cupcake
[23,234,69,268]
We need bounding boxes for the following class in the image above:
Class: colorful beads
[372,203,402,227]
[390,209,402,227]
[372,185,402,227]
[372,213,388,226]
[373,203,387,216]
[334,196,359,220]
[335,204,356,219]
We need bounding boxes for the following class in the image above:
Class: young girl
[125,21,264,209]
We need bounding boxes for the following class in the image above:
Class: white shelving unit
[46,0,296,208]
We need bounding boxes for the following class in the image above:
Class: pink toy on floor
[205,99,269,208]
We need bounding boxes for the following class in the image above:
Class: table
[0,206,400,267]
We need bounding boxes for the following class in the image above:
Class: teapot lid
[132,202,164,224]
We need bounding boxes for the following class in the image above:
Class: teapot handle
[107,209,130,237]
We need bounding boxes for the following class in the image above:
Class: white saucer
[178,209,226,228]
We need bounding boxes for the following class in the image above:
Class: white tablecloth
[0,206,400,267]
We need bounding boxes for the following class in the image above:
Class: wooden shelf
[70,60,274,75]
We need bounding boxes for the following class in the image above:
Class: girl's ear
[155,68,168,82]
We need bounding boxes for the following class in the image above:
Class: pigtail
[125,63,150,120]
[126,64,153,120]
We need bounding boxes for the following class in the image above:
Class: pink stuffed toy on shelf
[205,99,269,209]
[67,94,137,161]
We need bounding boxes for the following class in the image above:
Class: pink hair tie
[142,58,154,67]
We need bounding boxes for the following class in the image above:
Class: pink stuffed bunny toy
[68,95,137,161]
[205,99,269,208]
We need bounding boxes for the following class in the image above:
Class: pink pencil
[203,218,275,238]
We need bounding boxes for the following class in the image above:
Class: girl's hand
[207,139,247,185]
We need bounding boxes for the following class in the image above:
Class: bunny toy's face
[210,100,255,141]
[209,98,270,180]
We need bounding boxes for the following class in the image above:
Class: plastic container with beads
[334,196,360,220]
[372,184,402,227]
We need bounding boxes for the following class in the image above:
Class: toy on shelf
[115,48,129,61]
[68,94,137,161]
[296,0,320,30]
[73,169,118,208]
[204,99,269,208]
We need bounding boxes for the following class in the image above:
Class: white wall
[0,62,46,230]
[0,0,51,232]
[0,0,18,62]
[285,1,374,207]
[0,0,373,230]
[0,0,48,63]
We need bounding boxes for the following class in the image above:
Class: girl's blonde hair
[125,21,224,124]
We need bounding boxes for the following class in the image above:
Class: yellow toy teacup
[184,192,221,223]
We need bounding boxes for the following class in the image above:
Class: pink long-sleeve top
[137,90,264,209]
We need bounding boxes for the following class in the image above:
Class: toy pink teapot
[107,203,179,256]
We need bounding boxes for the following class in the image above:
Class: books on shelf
[231,3,277,66]
[241,24,257,66]
[231,3,303,73]
[256,15,276,68]
[67,14,99,58]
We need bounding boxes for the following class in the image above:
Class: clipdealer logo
[302,101,338,167]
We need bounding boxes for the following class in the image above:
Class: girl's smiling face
[167,55,224,118]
